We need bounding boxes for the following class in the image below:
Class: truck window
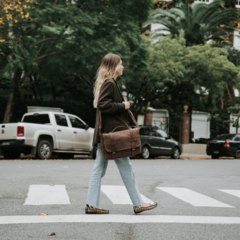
[23,114,50,124]
[55,114,68,127]
[68,116,85,129]
[156,130,168,138]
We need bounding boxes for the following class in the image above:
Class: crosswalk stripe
[101,185,154,204]
[156,187,234,208]
[23,185,70,205]
[218,190,240,198]
[1,215,240,224]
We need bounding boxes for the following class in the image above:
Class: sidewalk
[181,153,210,159]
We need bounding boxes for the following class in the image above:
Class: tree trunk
[226,85,236,106]
[3,69,21,123]
[220,96,224,109]
[29,75,37,99]
[188,105,193,143]
[212,94,217,110]
[224,89,229,109]
[33,75,43,100]
[237,115,240,134]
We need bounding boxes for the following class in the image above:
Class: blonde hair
[93,53,121,108]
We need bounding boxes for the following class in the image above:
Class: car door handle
[73,131,77,134]
[58,129,61,132]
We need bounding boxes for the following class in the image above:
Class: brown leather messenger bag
[99,110,141,160]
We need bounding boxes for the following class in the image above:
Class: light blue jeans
[86,144,143,207]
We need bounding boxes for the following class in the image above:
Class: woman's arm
[97,81,125,114]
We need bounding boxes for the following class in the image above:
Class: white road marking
[101,185,154,204]
[1,215,240,224]
[156,187,234,208]
[219,190,240,198]
[23,185,70,205]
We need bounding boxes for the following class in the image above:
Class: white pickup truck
[0,111,95,159]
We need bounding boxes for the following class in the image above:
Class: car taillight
[17,126,24,137]
[224,140,230,148]
[207,141,209,147]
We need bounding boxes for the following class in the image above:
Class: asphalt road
[0,159,240,240]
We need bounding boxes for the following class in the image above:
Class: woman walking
[85,53,158,214]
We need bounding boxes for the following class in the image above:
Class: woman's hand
[123,101,130,110]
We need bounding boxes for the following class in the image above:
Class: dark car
[135,125,182,159]
[206,134,240,159]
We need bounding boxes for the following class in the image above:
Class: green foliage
[226,47,240,67]
[0,94,96,127]
[122,36,240,115]
[208,109,229,137]
[143,0,240,46]
[0,0,152,122]
[121,36,240,139]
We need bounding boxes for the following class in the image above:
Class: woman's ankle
[141,202,151,207]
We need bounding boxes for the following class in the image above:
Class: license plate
[214,150,219,154]
[2,142,10,146]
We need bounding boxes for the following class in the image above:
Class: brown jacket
[92,78,129,146]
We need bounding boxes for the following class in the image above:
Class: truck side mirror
[85,124,89,130]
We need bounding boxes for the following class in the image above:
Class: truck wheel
[171,147,180,159]
[36,140,52,159]
[211,154,219,159]
[3,151,21,159]
[140,146,150,159]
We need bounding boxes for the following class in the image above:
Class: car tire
[36,140,53,160]
[171,147,180,159]
[140,146,150,159]
[211,154,219,159]
[3,151,21,159]
[235,150,240,159]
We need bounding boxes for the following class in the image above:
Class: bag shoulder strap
[99,110,139,135]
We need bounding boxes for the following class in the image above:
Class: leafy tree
[121,36,240,139]
[123,36,239,111]
[143,0,240,46]
[0,0,152,122]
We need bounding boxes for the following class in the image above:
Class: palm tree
[143,0,240,46]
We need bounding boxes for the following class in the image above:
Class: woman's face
[115,60,124,77]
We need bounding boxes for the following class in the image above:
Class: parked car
[132,125,182,159]
[206,134,240,159]
[0,111,96,159]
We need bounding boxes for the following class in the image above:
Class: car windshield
[156,130,168,138]
[215,134,235,140]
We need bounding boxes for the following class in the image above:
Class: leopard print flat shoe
[133,202,158,214]
[85,204,109,214]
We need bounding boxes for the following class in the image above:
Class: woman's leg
[114,157,143,206]
[86,144,108,207]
